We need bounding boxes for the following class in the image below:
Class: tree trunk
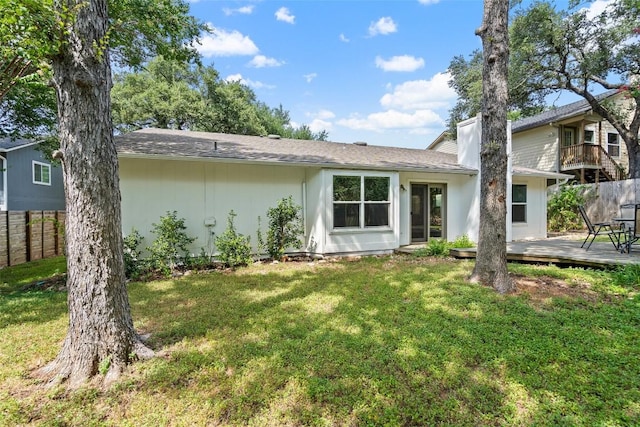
[469,0,514,293]
[622,134,640,179]
[35,0,152,388]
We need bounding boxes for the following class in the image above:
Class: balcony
[560,143,626,183]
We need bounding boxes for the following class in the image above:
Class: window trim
[32,161,52,186]
[584,129,595,144]
[331,173,392,230]
[512,184,527,224]
[607,132,620,158]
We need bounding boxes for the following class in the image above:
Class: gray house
[0,138,65,211]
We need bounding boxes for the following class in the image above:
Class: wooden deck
[400,238,640,268]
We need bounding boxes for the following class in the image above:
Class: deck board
[399,239,640,268]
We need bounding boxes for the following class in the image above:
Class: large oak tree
[111,56,329,140]
[510,0,640,177]
[0,0,206,387]
[470,0,514,293]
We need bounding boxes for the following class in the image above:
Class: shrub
[451,234,475,248]
[414,239,450,257]
[183,248,213,271]
[548,184,586,232]
[215,210,253,268]
[123,228,145,280]
[148,211,196,276]
[266,196,304,260]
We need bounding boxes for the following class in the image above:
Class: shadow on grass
[122,258,640,426]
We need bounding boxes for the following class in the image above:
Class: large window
[32,161,51,186]
[512,184,527,223]
[607,133,620,158]
[333,175,390,228]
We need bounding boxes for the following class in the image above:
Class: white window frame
[607,132,620,158]
[512,184,527,224]
[32,161,52,186]
[584,129,595,144]
[331,172,392,230]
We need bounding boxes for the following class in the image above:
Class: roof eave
[117,152,478,175]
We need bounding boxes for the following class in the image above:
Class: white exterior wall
[119,158,309,255]
[454,115,541,243]
[304,168,325,254]
[510,176,548,240]
[511,127,559,172]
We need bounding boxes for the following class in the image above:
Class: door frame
[410,183,447,243]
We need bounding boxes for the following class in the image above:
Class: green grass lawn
[0,256,639,426]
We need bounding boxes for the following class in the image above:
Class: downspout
[302,181,307,238]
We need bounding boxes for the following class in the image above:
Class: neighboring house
[429,90,629,184]
[115,119,565,257]
[0,138,65,211]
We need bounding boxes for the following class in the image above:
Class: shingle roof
[0,137,35,152]
[512,90,618,133]
[115,128,477,174]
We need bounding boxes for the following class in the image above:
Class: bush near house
[265,196,304,260]
[215,210,253,268]
[547,184,587,232]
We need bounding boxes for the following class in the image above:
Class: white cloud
[368,17,397,36]
[337,109,443,132]
[418,0,440,4]
[380,72,457,110]
[304,73,317,83]
[309,119,333,133]
[581,0,612,19]
[339,33,350,43]
[224,73,274,89]
[375,55,425,72]
[248,55,284,68]
[197,27,259,57]
[223,5,255,16]
[309,109,336,120]
[275,7,295,24]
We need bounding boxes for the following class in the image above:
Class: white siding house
[117,120,563,257]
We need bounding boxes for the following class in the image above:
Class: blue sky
[186,0,600,149]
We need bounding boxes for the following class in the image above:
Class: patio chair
[578,205,624,251]
[620,204,640,253]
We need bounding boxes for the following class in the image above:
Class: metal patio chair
[578,205,624,251]
[618,204,640,253]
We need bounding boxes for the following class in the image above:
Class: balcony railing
[560,143,626,181]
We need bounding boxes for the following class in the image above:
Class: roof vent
[353,141,368,146]
[267,134,281,139]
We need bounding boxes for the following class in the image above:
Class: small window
[32,161,51,186]
[333,175,390,228]
[512,184,527,223]
[607,133,620,157]
[584,130,594,144]
[563,127,576,147]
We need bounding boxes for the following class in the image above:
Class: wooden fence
[0,210,65,267]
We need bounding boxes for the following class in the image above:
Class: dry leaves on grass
[511,274,600,305]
